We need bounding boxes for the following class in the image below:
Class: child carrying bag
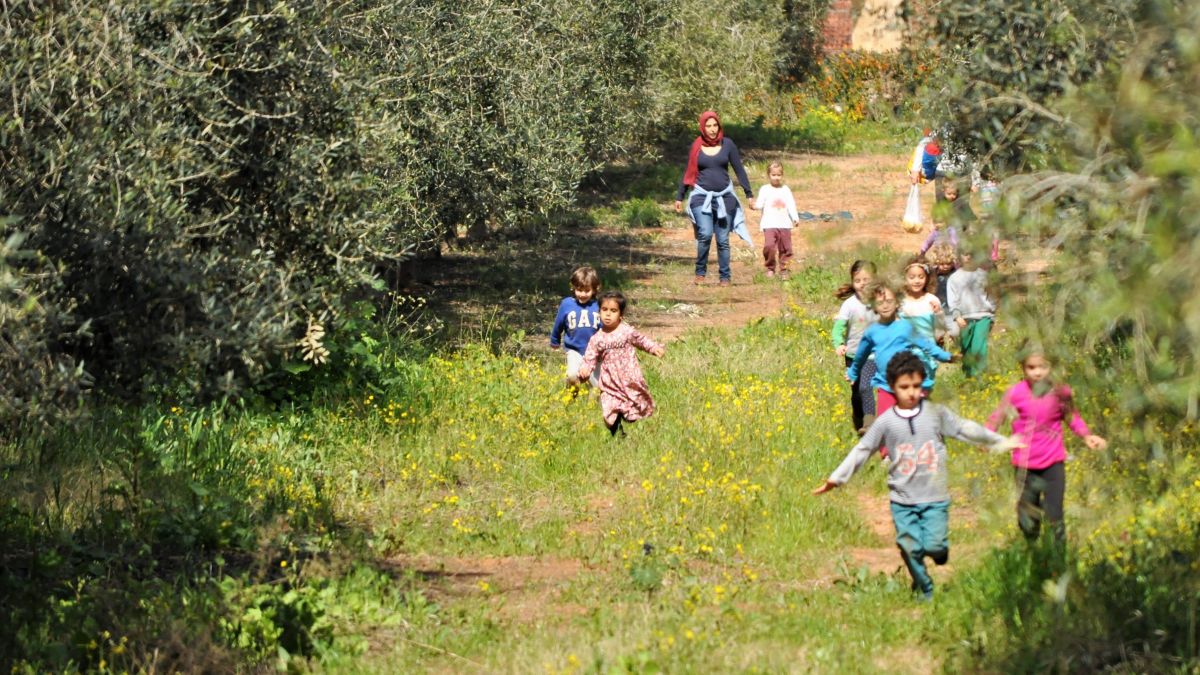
[902,185,923,233]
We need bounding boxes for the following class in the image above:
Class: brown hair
[570,266,600,292]
[835,260,877,300]
[902,256,938,297]
[865,276,902,309]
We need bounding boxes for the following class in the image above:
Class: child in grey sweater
[946,249,996,377]
[814,352,1021,599]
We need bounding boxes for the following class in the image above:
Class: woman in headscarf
[674,111,755,286]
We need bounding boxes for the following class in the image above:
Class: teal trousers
[890,500,951,596]
[959,316,992,378]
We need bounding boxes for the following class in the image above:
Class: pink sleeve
[629,328,663,355]
[985,387,1015,432]
[1057,386,1092,437]
[1067,411,1092,438]
[578,335,600,379]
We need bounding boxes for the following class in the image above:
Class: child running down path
[986,347,1107,542]
[577,291,664,437]
[816,353,1022,600]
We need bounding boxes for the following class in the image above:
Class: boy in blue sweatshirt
[550,266,602,387]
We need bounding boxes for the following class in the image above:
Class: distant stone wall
[821,0,854,53]
[823,0,907,54]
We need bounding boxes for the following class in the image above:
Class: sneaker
[765,270,775,278]
[718,279,731,287]
[693,275,705,285]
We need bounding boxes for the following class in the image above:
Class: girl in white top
[899,259,947,391]
[754,162,800,278]
[832,260,878,433]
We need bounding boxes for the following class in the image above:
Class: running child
[946,249,995,378]
[833,260,878,434]
[550,266,602,387]
[577,291,665,437]
[755,161,800,278]
[848,278,954,420]
[815,352,1022,600]
[985,346,1107,542]
[899,260,949,390]
[925,242,959,338]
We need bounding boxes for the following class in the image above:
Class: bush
[621,198,664,228]
[925,0,1142,173]
[0,0,673,414]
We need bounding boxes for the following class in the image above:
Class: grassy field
[5,143,1198,672]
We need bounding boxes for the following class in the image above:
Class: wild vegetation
[2,0,1199,671]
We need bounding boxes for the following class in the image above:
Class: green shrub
[621,198,664,228]
[926,0,1142,173]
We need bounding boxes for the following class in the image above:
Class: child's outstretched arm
[577,335,602,380]
[813,422,886,495]
[913,332,953,364]
[629,328,665,358]
[939,407,1023,453]
[1060,386,1107,449]
[832,319,849,356]
[984,387,1016,432]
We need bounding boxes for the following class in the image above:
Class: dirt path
[621,152,938,340]
[404,148,994,632]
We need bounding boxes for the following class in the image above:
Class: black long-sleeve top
[676,138,754,217]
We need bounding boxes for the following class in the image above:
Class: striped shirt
[829,402,1007,505]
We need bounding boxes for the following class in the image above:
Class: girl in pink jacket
[986,348,1107,542]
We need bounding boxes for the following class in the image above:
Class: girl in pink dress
[986,347,1107,542]
[577,291,665,436]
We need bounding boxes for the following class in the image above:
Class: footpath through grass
[307,279,1042,673]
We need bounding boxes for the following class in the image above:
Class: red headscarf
[682,110,724,188]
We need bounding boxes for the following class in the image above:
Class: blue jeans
[691,207,731,281]
[890,500,950,596]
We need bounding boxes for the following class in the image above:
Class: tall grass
[3,267,1197,671]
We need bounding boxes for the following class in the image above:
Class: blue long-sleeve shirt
[847,318,951,392]
[549,297,601,353]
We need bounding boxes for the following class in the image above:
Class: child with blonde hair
[755,161,800,278]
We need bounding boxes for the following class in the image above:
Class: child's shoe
[765,270,775,278]
[693,275,705,285]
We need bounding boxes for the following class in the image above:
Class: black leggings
[1015,462,1066,542]
[845,356,876,432]
[607,412,627,437]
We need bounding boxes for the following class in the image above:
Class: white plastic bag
[902,185,923,233]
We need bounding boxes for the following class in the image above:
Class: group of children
[824,252,1106,598]
[546,151,1107,602]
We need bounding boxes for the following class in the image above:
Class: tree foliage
[927,0,1141,173]
[998,0,1200,427]
[0,0,671,416]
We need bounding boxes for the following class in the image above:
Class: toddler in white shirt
[755,162,800,278]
